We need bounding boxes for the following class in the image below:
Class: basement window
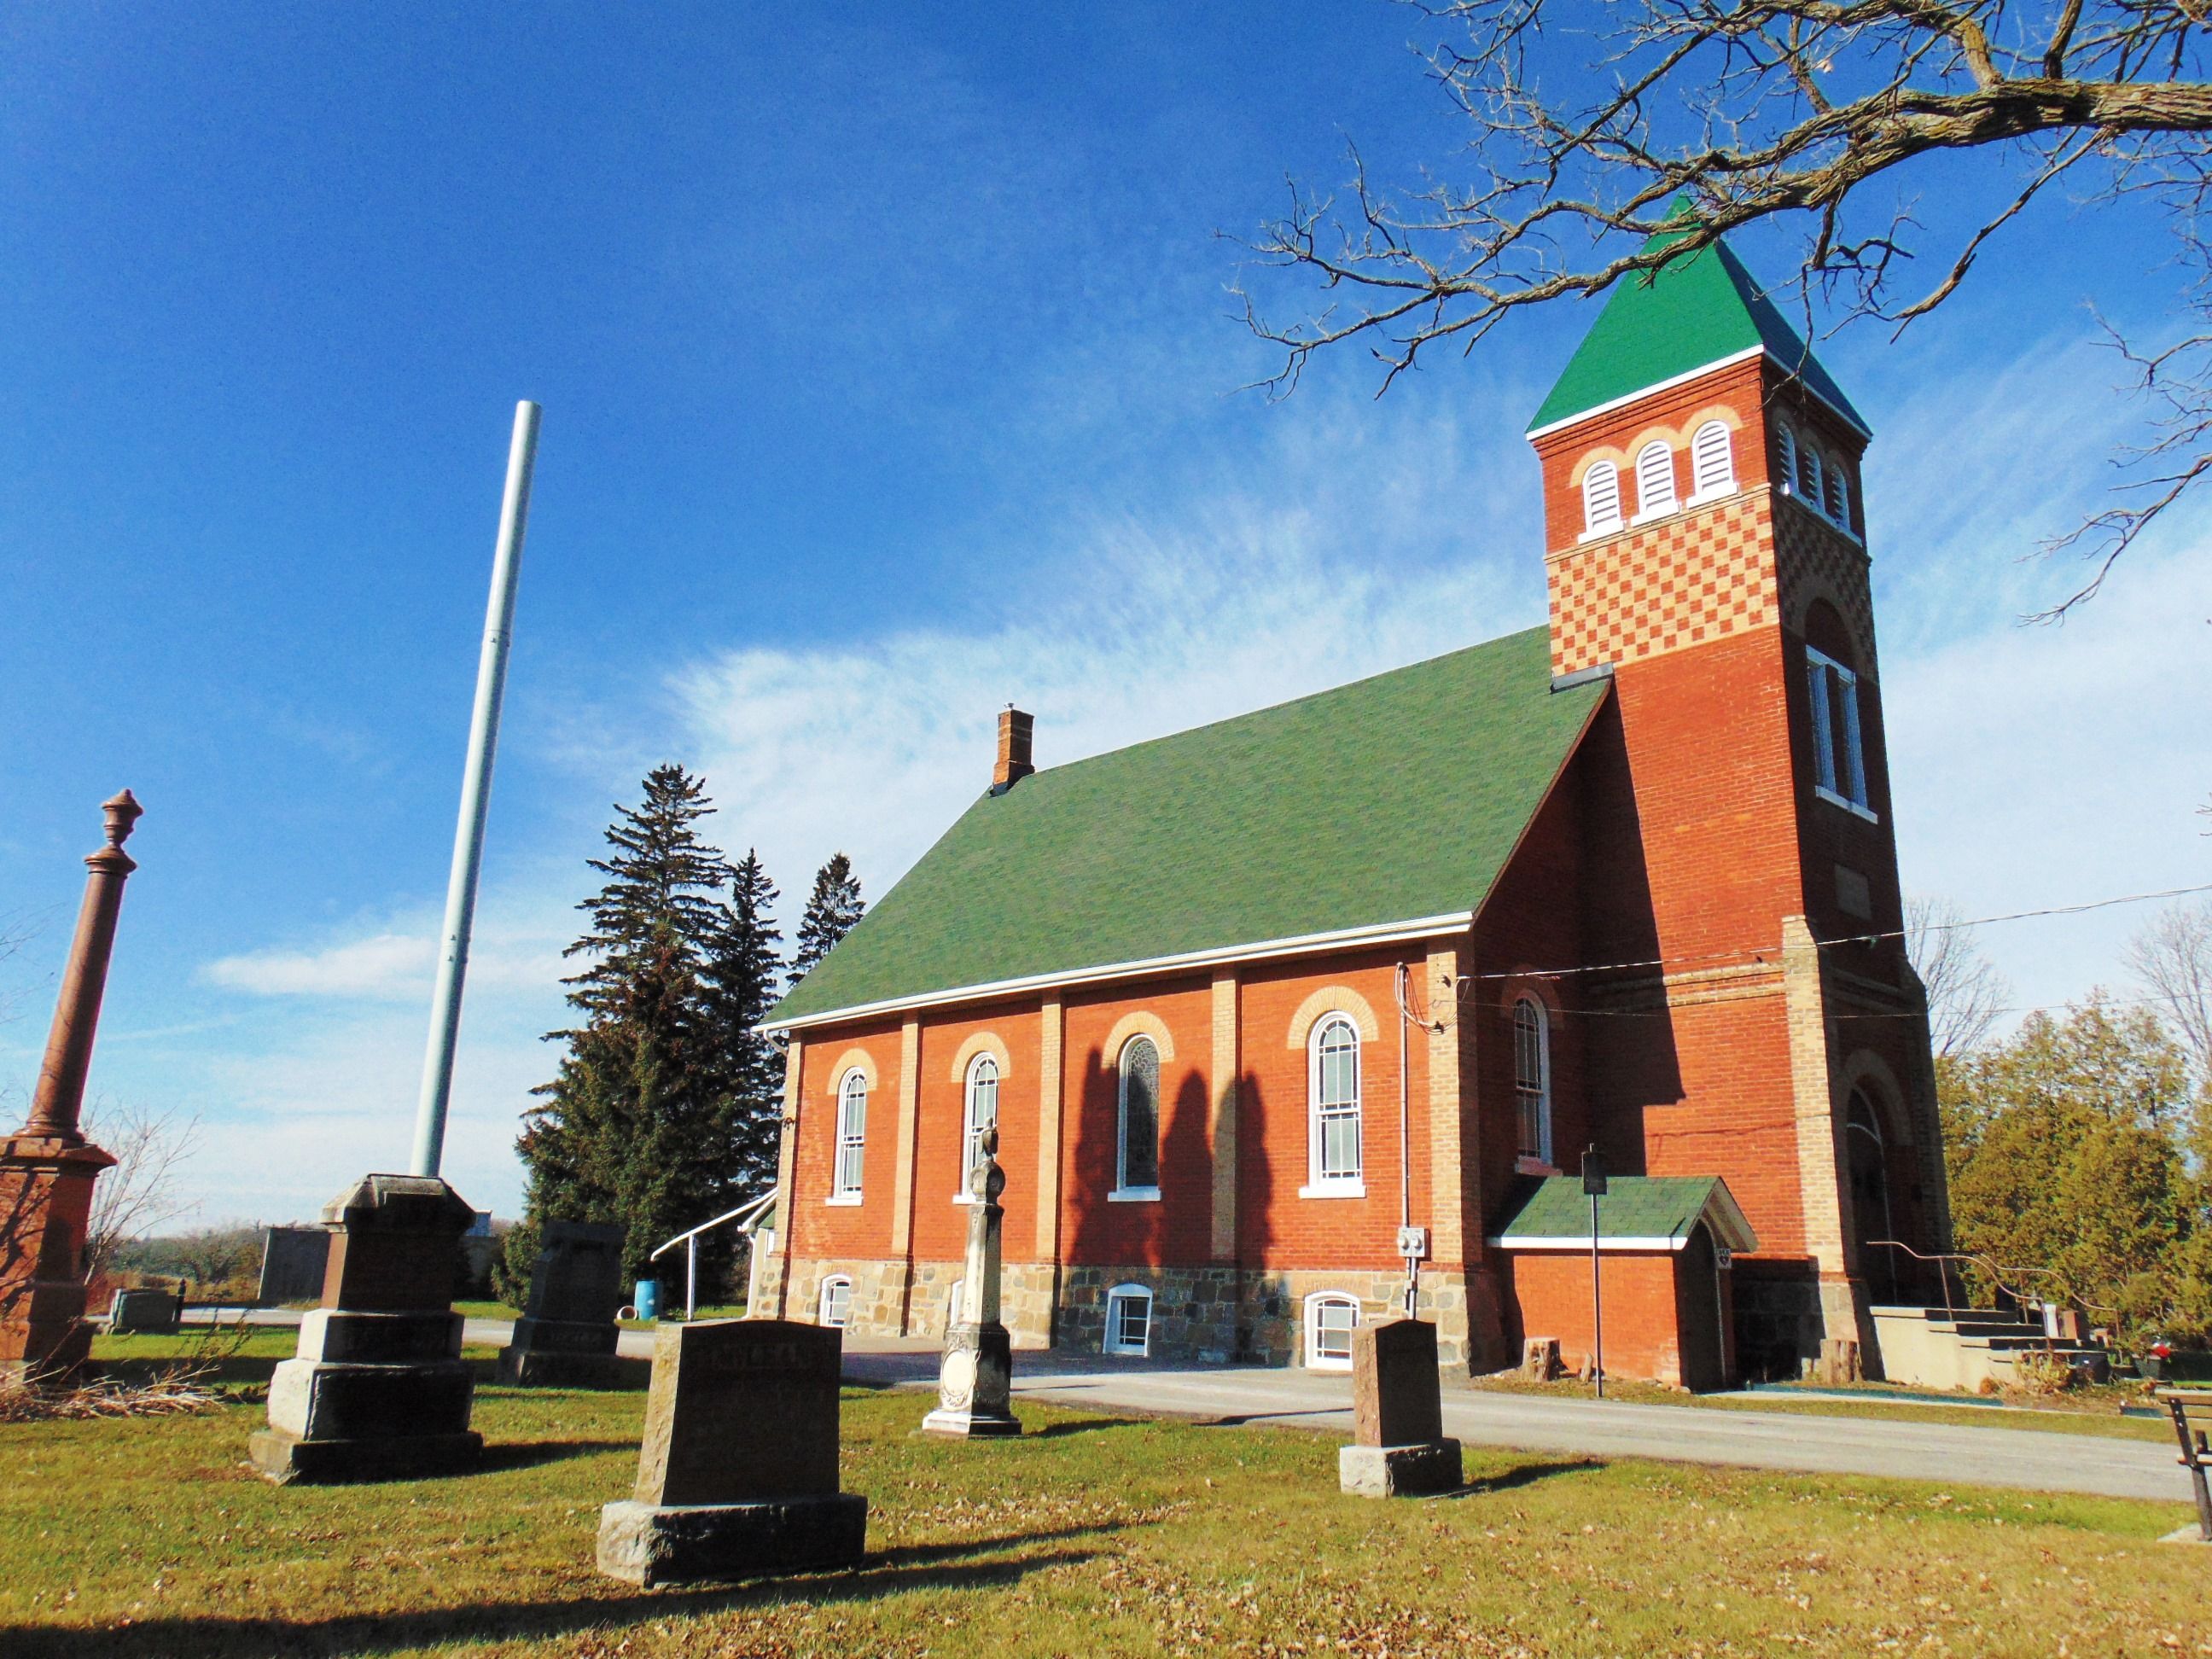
[1305,1293,1359,1371]
[1105,1284,1153,1356]
[818,1275,853,1328]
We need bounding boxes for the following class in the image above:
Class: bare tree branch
[2128,894,2212,1082]
[80,1099,202,1289]
[1906,894,2012,1055]
[1233,0,2212,603]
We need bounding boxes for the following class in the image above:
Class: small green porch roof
[1489,1175,1759,1254]
[1527,230,1867,439]
[766,625,1606,1028]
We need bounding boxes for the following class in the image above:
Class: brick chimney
[992,707,1034,792]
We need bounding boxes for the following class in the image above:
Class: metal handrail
[647,1190,776,1322]
[1866,1238,2117,1324]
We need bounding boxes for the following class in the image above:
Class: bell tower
[1525,230,1952,1373]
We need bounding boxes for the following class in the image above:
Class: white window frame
[1512,997,1552,1167]
[1776,423,1797,496]
[955,1052,999,1202]
[1111,1035,1162,1202]
[1580,459,1623,539]
[1632,440,1678,522]
[1687,420,1735,504]
[828,1068,867,1204]
[818,1274,853,1328]
[1300,1014,1365,1198]
[1104,1283,1154,1356]
[1304,1291,1359,1371]
[1806,645,1876,821]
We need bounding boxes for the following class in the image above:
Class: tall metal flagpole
[410,400,542,1179]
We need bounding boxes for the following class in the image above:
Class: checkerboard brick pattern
[1774,498,1879,677]
[1545,492,1776,680]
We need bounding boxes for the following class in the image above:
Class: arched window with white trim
[1776,423,1798,496]
[1104,1284,1153,1355]
[1305,1014,1363,1194]
[1115,1036,1161,1198]
[1690,421,1735,501]
[1304,1292,1359,1371]
[1513,998,1552,1165]
[818,1274,853,1328]
[1797,439,1822,505]
[832,1069,868,1199]
[1581,459,1622,537]
[962,1053,998,1190]
[1634,440,1677,520]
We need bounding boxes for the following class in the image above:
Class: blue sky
[3,6,2206,1226]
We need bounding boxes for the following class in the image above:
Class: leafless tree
[80,1099,201,1287]
[1906,894,2011,1056]
[2128,895,2212,1081]
[1237,0,2212,611]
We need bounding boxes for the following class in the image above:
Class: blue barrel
[633,1278,659,1321]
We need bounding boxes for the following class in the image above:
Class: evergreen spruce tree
[501,765,740,1306]
[788,853,865,987]
[701,849,786,1196]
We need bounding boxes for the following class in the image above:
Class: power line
[1447,881,2212,995]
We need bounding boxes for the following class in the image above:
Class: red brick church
[756,232,1950,1388]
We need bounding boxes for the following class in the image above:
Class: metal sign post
[1583,1144,1608,1400]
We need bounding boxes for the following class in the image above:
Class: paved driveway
[187,1310,2186,1506]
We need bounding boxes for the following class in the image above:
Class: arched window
[1805,643,1871,815]
[1304,1292,1359,1371]
[962,1053,999,1191]
[1305,1014,1364,1194]
[1634,441,1678,520]
[1581,459,1623,537]
[1104,1284,1153,1355]
[1776,423,1798,495]
[1690,421,1735,501]
[832,1069,868,1199]
[818,1274,853,1328]
[1797,439,1822,505]
[1115,1036,1161,1198]
[1824,461,1851,531]
[1513,998,1552,1165]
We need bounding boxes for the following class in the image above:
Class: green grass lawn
[1,1382,2206,1657]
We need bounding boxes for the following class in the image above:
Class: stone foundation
[1732,1260,1867,1380]
[783,1257,1499,1374]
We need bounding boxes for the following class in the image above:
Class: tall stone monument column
[922,1126,1021,1438]
[0,790,141,1385]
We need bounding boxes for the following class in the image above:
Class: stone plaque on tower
[1338,1318,1462,1498]
[922,1126,1021,1438]
[597,1318,866,1586]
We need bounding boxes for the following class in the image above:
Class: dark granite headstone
[498,1220,630,1388]
[257,1225,332,1306]
[597,1318,866,1586]
[248,1174,482,1484]
[1339,1317,1461,1498]
[108,1286,181,1335]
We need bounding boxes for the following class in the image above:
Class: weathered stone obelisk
[921,1126,1021,1438]
[0,791,140,1386]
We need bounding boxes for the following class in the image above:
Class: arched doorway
[1845,1087,1899,1301]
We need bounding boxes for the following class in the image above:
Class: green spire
[1527,225,1868,437]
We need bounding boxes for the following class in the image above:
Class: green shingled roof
[1493,1176,1759,1254]
[1528,230,1868,438]
[766,626,1604,1027]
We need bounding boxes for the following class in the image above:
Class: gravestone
[1338,1318,1463,1498]
[597,1318,867,1586]
[248,1173,482,1484]
[108,1286,182,1335]
[921,1126,1021,1438]
[257,1225,332,1306]
[498,1220,627,1388]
